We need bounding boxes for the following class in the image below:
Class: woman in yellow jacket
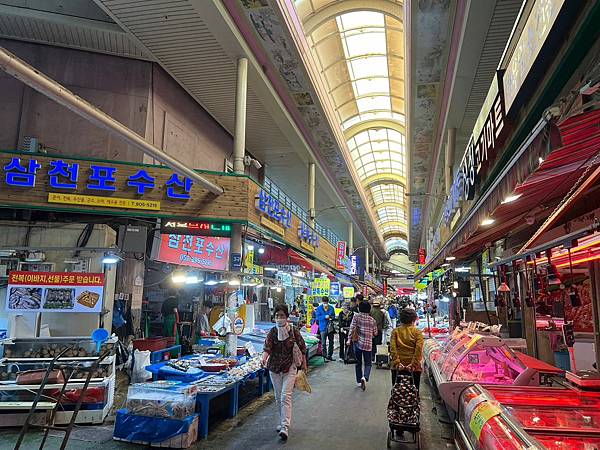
[389,308,424,390]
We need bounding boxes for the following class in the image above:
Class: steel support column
[233,57,248,175]
[308,162,316,228]
[348,222,353,255]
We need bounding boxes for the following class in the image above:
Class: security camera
[244,155,263,170]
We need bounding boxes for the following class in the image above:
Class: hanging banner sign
[155,234,230,271]
[6,271,105,313]
[336,241,347,270]
[311,278,330,297]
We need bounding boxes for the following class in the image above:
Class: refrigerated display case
[429,334,563,412]
[456,384,600,450]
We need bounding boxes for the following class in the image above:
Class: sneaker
[357,382,362,387]
[276,425,282,433]
[360,377,366,391]
[279,429,288,441]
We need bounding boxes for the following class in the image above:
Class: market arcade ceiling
[294,0,408,255]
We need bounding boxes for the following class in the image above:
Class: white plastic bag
[131,349,152,383]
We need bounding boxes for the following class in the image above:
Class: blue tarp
[113,409,197,443]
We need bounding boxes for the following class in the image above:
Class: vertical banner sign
[306,298,314,330]
[418,248,426,265]
[311,278,330,297]
[383,279,388,296]
[336,241,347,270]
[6,271,105,313]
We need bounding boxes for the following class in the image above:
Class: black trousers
[391,369,421,392]
[339,332,346,358]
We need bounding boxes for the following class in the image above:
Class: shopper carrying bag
[347,301,378,391]
[389,308,424,391]
[262,304,307,442]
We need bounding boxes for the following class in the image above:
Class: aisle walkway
[204,359,455,450]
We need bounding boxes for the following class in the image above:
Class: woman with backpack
[262,304,307,441]
[389,308,424,390]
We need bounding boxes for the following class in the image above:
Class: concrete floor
[0,359,455,450]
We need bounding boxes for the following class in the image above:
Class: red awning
[419,108,600,273]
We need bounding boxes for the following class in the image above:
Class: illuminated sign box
[161,221,232,237]
[154,234,230,271]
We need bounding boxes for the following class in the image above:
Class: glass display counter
[429,334,562,413]
[456,384,600,450]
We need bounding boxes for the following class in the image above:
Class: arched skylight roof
[295,1,407,253]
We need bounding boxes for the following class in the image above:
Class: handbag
[326,320,336,335]
[290,329,306,370]
[295,369,312,393]
[351,324,360,343]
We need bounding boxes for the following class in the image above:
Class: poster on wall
[311,278,330,297]
[6,271,105,313]
[155,234,230,271]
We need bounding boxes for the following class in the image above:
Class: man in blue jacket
[315,296,336,361]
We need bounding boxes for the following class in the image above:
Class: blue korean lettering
[258,190,268,212]
[87,165,117,191]
[48,160,79,189]
[205,242,214,257]
[4,158,42,188]
[168,234,181,249]
[181,235,193,252]
[127,170,155,194]
[166,174,192,199]
[215,244,225,259]
[194,237,205,254]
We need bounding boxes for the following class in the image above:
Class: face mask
[276,319,287,327]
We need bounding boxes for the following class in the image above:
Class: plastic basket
[133,337,169,352]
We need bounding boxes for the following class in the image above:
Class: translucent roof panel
[294,3,407,250]
[386,238,408,252]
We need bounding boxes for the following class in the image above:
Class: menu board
[6,271,104,313]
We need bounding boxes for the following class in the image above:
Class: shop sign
[330,282,340,296]
[383,279,388,296]
[276,272,293,286]
[343,287,355,299]
[161,221,232,237]
[298,223,319,247]
[231,253,242,270]
[2,156,193,206]
[443,73,506,224]
[255,189,292,228]
[310,277,330,297]
[155,234,230,271]
[503,0,566,113]
[269,264,302,273]
[336,241,347,270]
[350,255,358,275]
[6,271,105,313]
[300,241,315,253]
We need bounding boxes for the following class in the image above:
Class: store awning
[417,108,600,276]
